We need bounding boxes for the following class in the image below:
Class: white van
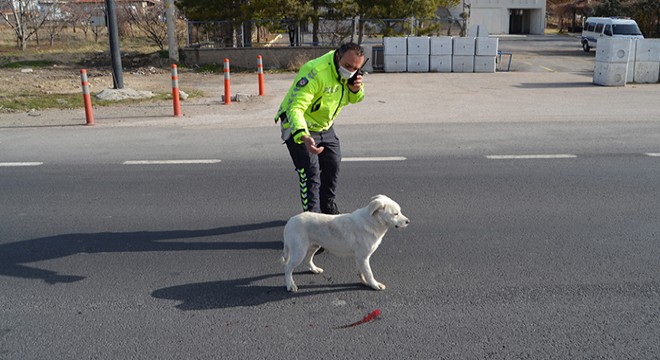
[581,17,644,52]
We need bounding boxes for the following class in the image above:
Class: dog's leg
[284,247,306,292]
[355,259,367,285]
[356,256,386,290]
[305,246,324,274]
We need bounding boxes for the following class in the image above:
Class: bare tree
[1,0,53,50]
[67,1,106,41]
[43,20,66,45]
[123,1,168,50]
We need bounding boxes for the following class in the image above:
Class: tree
[593,0,624,16]
[124,1,168,50]
[177,0,248,46]
[359,0,458,37]
[548,0,601,32]
[626,0,659,37]
[43,19,68,46]
[1,0,52,50]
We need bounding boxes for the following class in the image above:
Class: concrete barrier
[594,61,628,86]
[594,38,632,86]
[430,55,452,72]
[633,39,660,83]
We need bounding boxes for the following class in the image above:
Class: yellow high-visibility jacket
[275,50,365,144]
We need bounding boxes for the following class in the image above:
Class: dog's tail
[280,242,289,265]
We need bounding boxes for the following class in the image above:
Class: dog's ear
[368,198,385,216]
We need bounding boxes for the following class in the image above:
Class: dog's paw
[287,283,298,292]
[309,266,324,274]
[369,282,386,291]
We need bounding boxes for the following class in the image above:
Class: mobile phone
[348,58,370,85]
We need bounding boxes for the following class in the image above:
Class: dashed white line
[123,160,222,165]
[487,154,577,160]
[0,162,44,167]
[645,153,660,157]
[342,156,407,162]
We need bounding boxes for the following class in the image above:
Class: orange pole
[80,69,94,126]
[257,55,265,96]
[171,64,182,117]
[224,58,231,105]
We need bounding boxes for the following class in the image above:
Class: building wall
[451,0,546,35]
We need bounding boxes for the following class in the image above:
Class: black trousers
[285,126,341,212]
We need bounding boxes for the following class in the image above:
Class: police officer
[275,42,366,214]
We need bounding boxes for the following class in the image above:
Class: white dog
[281,195,410,292]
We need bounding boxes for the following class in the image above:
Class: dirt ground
[0,53,297,128]
[2,62,208,98]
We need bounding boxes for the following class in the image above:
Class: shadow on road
[0,220,285,284]
[514,80,595,89]
[151,273,367,310]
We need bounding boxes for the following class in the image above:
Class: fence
[185,17,466,49]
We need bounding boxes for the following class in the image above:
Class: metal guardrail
[497,50,512,72]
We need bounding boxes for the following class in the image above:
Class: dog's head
[368,195,410,229]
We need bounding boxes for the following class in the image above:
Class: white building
[452,0,547,35]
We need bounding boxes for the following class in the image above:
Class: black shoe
[321,200,340,215]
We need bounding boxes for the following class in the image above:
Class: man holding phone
[275,42,367,214]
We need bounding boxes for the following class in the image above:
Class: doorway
[509,9,530,34]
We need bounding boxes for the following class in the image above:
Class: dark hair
[336,42,364,58]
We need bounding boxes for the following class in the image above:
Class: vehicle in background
[581,17,644,52]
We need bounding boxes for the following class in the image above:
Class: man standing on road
[275,42,366,214]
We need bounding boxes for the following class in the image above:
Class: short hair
[336,42,364,58]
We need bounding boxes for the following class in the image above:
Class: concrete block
[595,37,633,63]
[361,44,375,73]
[468,24,490,38]
[383,37,407,56]
[430,55,452,72]
[632,61,660,83]
[407,55,429,72]
[453,37,476,56]
[430,37,453,55]
[475,37,498,56]
[593,61,628,86]
[634,39,660,62]
[407,36,430,55]
[474,55,496,73]
[452,55,474,72]
[627,40,636,83]
[384,54,406,72]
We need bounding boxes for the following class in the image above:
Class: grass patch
[0,92,82,111]
[1,60,59,69]
[0,89,203,112]
[194,63,267,74]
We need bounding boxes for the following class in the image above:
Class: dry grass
[0,23,179,112]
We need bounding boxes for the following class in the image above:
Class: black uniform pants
[285,126,341,213]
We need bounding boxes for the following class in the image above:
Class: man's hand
[348,74,363,93]
[303,135,324,154]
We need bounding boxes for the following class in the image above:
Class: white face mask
[338,66,357,80]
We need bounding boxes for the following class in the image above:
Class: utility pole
[165,0,178,62]
[105,0,123,89]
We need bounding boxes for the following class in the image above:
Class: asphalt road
[2,35,660,359]
[2,121,660,359]
[497,34,596,73]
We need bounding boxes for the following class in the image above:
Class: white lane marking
[487,154,577,160]
[123,160,222,165]
[645,153,660,157]
[342,157,407,162]
[0,162,44,167]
